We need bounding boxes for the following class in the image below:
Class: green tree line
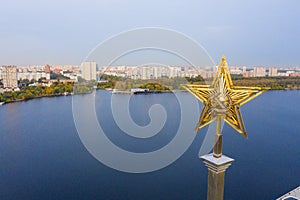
[0,82,94,103]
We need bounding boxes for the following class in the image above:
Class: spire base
[201,154,234,200]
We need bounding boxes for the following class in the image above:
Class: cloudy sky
[0,0,299,67]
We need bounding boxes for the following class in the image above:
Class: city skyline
[1,63,299,87]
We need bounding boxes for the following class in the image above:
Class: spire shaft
[213,115,223,158]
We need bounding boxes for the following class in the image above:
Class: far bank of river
[1,87,299,106]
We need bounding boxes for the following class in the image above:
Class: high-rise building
[141,66,153,80]
[242,66,247,74]
[44,64,51,73]
[153,67,162,79]
[1,66,18,89]
[168,66,180,78]
[253,67,266,77]
[269,67,278,77]
[81,62,97,81]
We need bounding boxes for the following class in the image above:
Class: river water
[0,90,299,200]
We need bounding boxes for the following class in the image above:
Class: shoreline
[0,93,73,105]
[1,88,299,105]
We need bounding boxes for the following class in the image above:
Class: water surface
[0,90,299,200]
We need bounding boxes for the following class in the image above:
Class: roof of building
[277,186,300,200]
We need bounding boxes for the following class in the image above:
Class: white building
[16,65,51,81]
[141,66,153,80]
[81,62,97,81]
[1,66,18,89]
[17,71,50,81]
[229,67,242,75]
[169,67,180,78]
[153,67,162,79]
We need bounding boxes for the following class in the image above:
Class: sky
[0,0,299,67]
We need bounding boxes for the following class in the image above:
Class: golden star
[183,56,268,138]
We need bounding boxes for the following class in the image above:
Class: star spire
[183,56,268,138]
